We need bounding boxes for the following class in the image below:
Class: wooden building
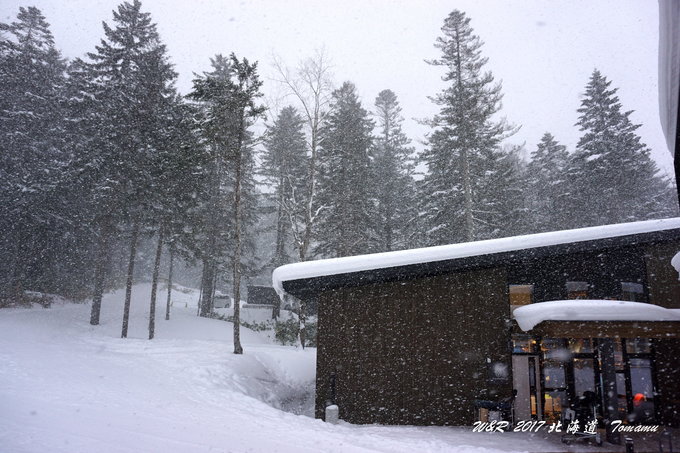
[273,218,680,427]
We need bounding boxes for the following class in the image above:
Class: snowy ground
[1,284,674,453]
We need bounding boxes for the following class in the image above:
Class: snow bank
[273,217,680,296]
[513,299,680,331]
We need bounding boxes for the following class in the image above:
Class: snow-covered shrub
[303,321,317,347]
[274,317,299,346]
[274,317,317,347]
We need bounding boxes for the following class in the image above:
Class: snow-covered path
[1,284,625,452]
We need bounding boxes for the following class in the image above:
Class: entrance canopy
[513,300,680,337]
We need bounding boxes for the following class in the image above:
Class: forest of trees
[1,4,677,347]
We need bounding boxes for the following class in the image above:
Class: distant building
[246,285,280,318]
[246,286,279,306]
[213,295,230,309]
[273,218,680,427]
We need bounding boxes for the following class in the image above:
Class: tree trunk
[165,246,174,321]
[148,227,164,340]
[461,147,474,242]
[121,221,140,338]
[7,223,26,305]
[199,258,215,317]
[274,172,286,267]
[299,130,318,262]
[272,294,280,320]
[209,274,216,314]
[299,300,306,349]
[232,114,245,355]
[196,285,202,317]
[90,219,110,325]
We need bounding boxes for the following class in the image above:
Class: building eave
[278,223,680,300]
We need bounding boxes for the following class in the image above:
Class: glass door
[512,354,542,420]
[541,339,568,423]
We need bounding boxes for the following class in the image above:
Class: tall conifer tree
[315,81,375,258]
[190,54,264,354]
[77,0,178,329]
[420,10,515,246]
[0,7,70,302]
[372,89,416,251]
[566,70,676,227]
[526,133,570,232]
[262,106,309,267]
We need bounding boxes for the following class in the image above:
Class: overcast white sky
[3,0,673,175]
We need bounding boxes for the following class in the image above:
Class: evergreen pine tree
[76,0,179,329]
[420,10,515,246]
[314,81,375,258]
[372,89,416,251]
[566,69,677,228]
[0,7,69,303]
[475,144,529,238]
[526,133,571,232]
[262,106,309,266]
[146,95,202,339]
[189,54,264,354]
[189,55,240,319]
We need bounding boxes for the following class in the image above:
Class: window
[541,339,569,422]
[629,358,655,423]
[543,390,567,423]
[573,358,596,397]
[543,360,567,388]
[566,281,589,299]
[621,282,644,302]
[512,334,537,353]
[626,338,652,354]
[568,338,593,354]
[509,284,533,311]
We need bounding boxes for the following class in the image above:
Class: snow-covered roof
[273,217,680,297]
[513,300,680,331]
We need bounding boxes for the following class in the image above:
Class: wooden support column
[598,339,621,445]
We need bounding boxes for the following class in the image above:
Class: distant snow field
[1,284,607,453]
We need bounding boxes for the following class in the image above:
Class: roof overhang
[275,219,680,300]
[526,320,680,339]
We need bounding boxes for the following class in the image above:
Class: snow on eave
[513,299,680,331]
[671,251,680,278]
[272,217,680,297]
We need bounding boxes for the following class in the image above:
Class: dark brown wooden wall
[315,267,512,425]
[645,241,680,426]
[655,339,680,427]
[645,241,680,309]
[507,246,649,303]
[639,242,680,426]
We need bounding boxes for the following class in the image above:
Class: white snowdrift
[273,217,680,296]
[513,299,680,331]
